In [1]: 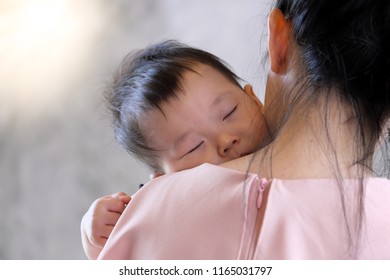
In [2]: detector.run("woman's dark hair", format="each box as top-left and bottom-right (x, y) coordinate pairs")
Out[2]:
(275, 0), (389, 145)
(271, 0), (390, 257)
(104, 40), (242, 172)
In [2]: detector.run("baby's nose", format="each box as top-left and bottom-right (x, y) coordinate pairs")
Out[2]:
(217, 134), (239, 157)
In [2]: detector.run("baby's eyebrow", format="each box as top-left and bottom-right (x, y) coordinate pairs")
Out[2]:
(212, 91), (231, 107)
(172, 131), (190, 155)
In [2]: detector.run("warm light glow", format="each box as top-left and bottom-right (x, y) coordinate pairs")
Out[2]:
(7, 1), (69, 51)
(0, 0), (104, 110)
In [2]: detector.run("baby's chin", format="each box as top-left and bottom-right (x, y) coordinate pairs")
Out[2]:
(240, 152), (251, 157)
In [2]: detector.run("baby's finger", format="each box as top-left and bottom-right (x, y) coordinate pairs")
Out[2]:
(91, 235), (108, 249)
(119, 195), (131, 205)
(106, 198), (127, 214)
(103, 211), (122, 226)
(91, 224), (114, 243)
(111, 192), (128, 199)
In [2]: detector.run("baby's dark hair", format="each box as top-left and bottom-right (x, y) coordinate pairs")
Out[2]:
(104, 40), (242, 172)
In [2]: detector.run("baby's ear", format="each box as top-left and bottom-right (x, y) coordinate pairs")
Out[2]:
(243, 84), (264, 112)
(243, 84), (256, 98)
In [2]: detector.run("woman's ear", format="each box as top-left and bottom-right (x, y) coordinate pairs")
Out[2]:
(243, 84), (264, 112)
(268, 8), (291, 74)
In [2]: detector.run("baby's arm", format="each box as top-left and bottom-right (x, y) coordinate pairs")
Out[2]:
(81, 192), (131, 259)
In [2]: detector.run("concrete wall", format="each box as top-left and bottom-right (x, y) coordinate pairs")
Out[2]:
(0, 0), (270, 259)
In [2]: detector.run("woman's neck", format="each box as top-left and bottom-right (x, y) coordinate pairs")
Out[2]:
(258, 94), (373, 179)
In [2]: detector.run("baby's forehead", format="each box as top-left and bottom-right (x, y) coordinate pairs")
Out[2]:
(139, 62), (245, 137)
(176, 63), (241, 92)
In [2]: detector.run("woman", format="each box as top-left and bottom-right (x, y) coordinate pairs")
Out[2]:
(97, 0), (390, 259)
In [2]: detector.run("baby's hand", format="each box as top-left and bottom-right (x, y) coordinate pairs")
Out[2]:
(82, 192), (131, 251)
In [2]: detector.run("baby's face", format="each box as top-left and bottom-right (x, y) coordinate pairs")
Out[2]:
(141, 63), (269, 173)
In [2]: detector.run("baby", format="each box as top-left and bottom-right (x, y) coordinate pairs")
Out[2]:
(81, 40), (269, 259)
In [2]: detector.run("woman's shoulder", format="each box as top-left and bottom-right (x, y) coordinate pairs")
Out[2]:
(218, 153), (261, 174)
(152, 162), (259, 186)
(269, 177), (390, 189)
(266, 177), (390, 204)
(156, 163), (256, 191)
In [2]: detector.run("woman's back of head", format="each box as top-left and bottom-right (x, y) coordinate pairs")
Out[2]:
(274, 0), (390, 177)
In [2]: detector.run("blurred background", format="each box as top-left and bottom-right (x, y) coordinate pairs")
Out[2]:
(0, 0), (271, 259)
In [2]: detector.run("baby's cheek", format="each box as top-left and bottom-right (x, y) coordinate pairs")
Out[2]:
(168, 157), (207, 173)
(248, 121), (266, 148)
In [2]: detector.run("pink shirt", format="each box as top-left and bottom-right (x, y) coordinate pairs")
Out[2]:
(97, 163), (390, 259)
